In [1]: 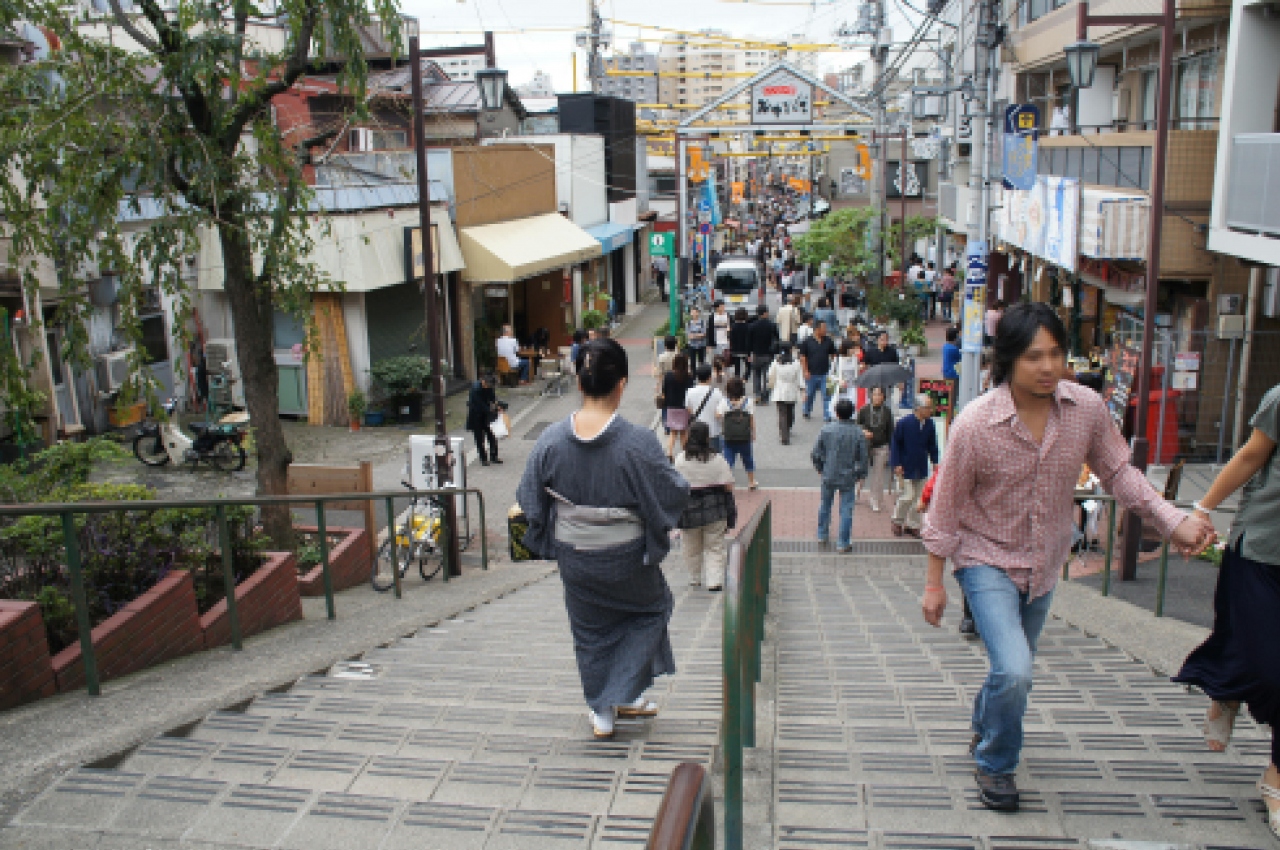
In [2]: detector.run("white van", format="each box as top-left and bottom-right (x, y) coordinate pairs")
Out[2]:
(712, 256), (764, 312)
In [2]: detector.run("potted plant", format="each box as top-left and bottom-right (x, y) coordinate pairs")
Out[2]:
(346, 389), (366, 432)
(901, 323), (928, 357)
(369, 356), (433, 424)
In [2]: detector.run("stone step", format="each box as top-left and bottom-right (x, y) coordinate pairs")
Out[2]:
(7, 767), (660, 849)
(757, 567), (1280, 849)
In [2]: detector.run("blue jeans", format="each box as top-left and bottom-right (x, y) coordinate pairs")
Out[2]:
(955, 565), (1055, 776)
(803, 374), (830, 420)
(817, 483), (855, 547)
(722, 441), (754, 473)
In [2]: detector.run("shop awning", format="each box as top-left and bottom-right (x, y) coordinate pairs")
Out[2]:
(460, 213), (601, 283)
(585, 221), (636, 254)
(198, 206), (464, 291)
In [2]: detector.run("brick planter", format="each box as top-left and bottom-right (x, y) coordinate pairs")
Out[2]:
(53, 570), (204, 692)
(201, 551), (303, 649)
(295, 526), (371, 596)
(0, 600), (56, 710)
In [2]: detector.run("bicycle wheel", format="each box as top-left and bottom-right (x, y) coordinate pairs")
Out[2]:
(418, 544), (444, 581)
(371, 538), (411, 592)
(210, 442), (247, 472)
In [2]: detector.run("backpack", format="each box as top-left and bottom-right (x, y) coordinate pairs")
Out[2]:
(723, 400), (753, 443)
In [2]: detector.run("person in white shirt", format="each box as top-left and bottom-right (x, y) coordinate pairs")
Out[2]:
(711, 301), (732, 357)
(495, 324), (530, 384)
(685, 364), (725, 451)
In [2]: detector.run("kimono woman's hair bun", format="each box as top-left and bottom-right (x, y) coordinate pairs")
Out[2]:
(576, 339), (629, 398)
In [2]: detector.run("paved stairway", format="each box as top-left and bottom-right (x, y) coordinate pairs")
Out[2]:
(761, 551), (1278, 850)
(3, 572), (722, 850)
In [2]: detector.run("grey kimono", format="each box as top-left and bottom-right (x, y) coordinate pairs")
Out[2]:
(517, 415), (690, 714)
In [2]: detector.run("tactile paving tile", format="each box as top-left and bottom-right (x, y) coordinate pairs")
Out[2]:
(16, 769), (145, 828)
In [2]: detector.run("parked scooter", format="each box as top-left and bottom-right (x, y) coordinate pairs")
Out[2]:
(133, 399), (250, 471)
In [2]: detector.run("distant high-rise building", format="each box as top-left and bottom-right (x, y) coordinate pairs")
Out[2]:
(601, 43), (658, 107)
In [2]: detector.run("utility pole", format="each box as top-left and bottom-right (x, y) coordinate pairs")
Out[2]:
(956, 0), (996, 413)
(586, 0), (604, 93)
(869, 0), (888, 283)
(409, 37), (461, 578)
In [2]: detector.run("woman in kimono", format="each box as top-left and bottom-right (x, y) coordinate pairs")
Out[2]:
(517, 338), (690, 740)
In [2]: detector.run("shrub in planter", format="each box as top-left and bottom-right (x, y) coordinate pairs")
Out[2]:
(293, 526), (371, 596)
(370, 356), (435, 424)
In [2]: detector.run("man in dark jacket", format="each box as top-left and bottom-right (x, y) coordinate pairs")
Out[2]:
(890, 393), (938, 536)
(465, 375), (504, 466)
(863, 330), (900, 366)
(747, 304), (779, 403)
(728, 308), (753, 380)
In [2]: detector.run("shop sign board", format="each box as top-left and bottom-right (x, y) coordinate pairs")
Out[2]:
(961, 241), (987, 354)
(919, 378), (955, 420)
(1104, 339), (1141, 431)
(1172, 371), (1198, 390)
(751, 69), (813, 124)
(650, 231), (675, 258)
(1174, 352), (1201, 372)
(1001, 104), (1040, 191)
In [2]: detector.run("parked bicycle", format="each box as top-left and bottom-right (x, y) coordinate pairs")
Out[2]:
(371, 485), (446, 591)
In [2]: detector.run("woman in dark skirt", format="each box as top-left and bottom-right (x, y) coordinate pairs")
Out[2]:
(517, 339), (690, 740)
(1174, 383), (1280, 840)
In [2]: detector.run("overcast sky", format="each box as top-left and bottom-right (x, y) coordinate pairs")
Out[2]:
(400, 0), (928, 94)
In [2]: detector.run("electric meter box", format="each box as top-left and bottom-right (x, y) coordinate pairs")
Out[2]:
(408, 435), (467, 524)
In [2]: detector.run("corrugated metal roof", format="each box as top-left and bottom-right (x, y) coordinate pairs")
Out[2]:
(117, 182), (447, 223)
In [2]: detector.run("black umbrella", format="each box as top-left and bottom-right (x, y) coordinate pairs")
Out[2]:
(856, 363), (912, 388)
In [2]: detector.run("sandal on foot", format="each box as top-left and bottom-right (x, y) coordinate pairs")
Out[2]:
(1204, 700), (1239, 752)
(590, 709), (615, 739)
(1258, 779), (1280, 840)
(617, 698), (659, 718)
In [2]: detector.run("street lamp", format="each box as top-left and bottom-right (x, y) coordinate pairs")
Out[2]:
(1072, 0), (1176, 581)
(475, 68), (508, 112)
(1063, 40), (1100, 90)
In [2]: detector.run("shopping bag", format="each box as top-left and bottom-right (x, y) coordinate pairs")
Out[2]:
(492, 413), (510, 439)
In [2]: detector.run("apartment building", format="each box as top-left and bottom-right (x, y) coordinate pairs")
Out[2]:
(516, 70), (556, 99)
(602, 43), (659, 106)
(655, 31), (781, 121)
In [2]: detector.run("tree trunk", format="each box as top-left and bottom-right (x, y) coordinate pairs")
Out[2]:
(218, 217), (295, 548)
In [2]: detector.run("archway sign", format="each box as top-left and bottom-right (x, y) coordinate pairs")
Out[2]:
(673, 61), (877, 296)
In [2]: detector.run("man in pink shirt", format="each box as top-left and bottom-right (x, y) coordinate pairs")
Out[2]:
(921, 303), (1214, 813)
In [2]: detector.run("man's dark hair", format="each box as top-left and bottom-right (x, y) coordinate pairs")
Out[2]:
(735, 307), (749, 322)
(991, 302), (1068, 387)
(756, 304), (768, 316)
(834, 399), (854, 420)
(664, 335), (677, 351)
(945, 326), (958, 343)
(696, 363), (713, 382)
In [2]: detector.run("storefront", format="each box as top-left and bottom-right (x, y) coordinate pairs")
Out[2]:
(458, 212), (602, 378)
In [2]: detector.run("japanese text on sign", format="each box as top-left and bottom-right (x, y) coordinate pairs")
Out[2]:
(750, 71), (813, 124)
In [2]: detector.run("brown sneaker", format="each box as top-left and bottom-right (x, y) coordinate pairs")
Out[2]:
(891, 522), (904, 537)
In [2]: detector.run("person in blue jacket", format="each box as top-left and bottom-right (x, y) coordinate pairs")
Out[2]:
(942, 326), (962, 381)
(890, 393), (939, 537)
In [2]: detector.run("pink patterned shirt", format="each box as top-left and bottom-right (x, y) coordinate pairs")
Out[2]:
(922, 381), (1186, 600)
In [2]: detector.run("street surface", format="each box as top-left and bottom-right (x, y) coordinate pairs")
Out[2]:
(3, 301), (1268, 849)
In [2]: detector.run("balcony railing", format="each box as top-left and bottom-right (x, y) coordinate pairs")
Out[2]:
(1226, 133), (1280, 237)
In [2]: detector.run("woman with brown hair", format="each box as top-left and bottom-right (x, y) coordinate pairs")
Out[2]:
(662, 353), (694, 460)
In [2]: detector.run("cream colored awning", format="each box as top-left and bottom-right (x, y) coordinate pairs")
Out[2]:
(459, 213), (602, 283)
(198, 206), (463, 291)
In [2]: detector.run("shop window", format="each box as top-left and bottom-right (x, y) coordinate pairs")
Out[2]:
(272, 309), (307, 350)
(1118, 146), (1145, 190)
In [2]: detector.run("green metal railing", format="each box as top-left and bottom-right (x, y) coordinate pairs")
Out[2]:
(0, 487), (488, 698)
(722, 501), (772, 850)
(1058, 494), (1234, 618)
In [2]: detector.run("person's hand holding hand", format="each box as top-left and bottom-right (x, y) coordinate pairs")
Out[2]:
(922, 585), (947, 626)
(1171, 514), (1217, 557)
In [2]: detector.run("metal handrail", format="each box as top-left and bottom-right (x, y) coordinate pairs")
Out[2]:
(721, 500), (771, 850)
(644, 762), (715, 850)
(1059, 493), (1238, 618)
(0, 487), (488, 698)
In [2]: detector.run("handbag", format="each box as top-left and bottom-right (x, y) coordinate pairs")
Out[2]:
(665, 407), (691, 431)
(491, 415), (509, 439)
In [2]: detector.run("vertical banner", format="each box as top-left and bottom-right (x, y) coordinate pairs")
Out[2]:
(962, 241), (987, 354)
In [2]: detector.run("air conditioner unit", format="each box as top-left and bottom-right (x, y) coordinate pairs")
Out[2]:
(95, 349), (133, 393)
(204, 338), (245, 407)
